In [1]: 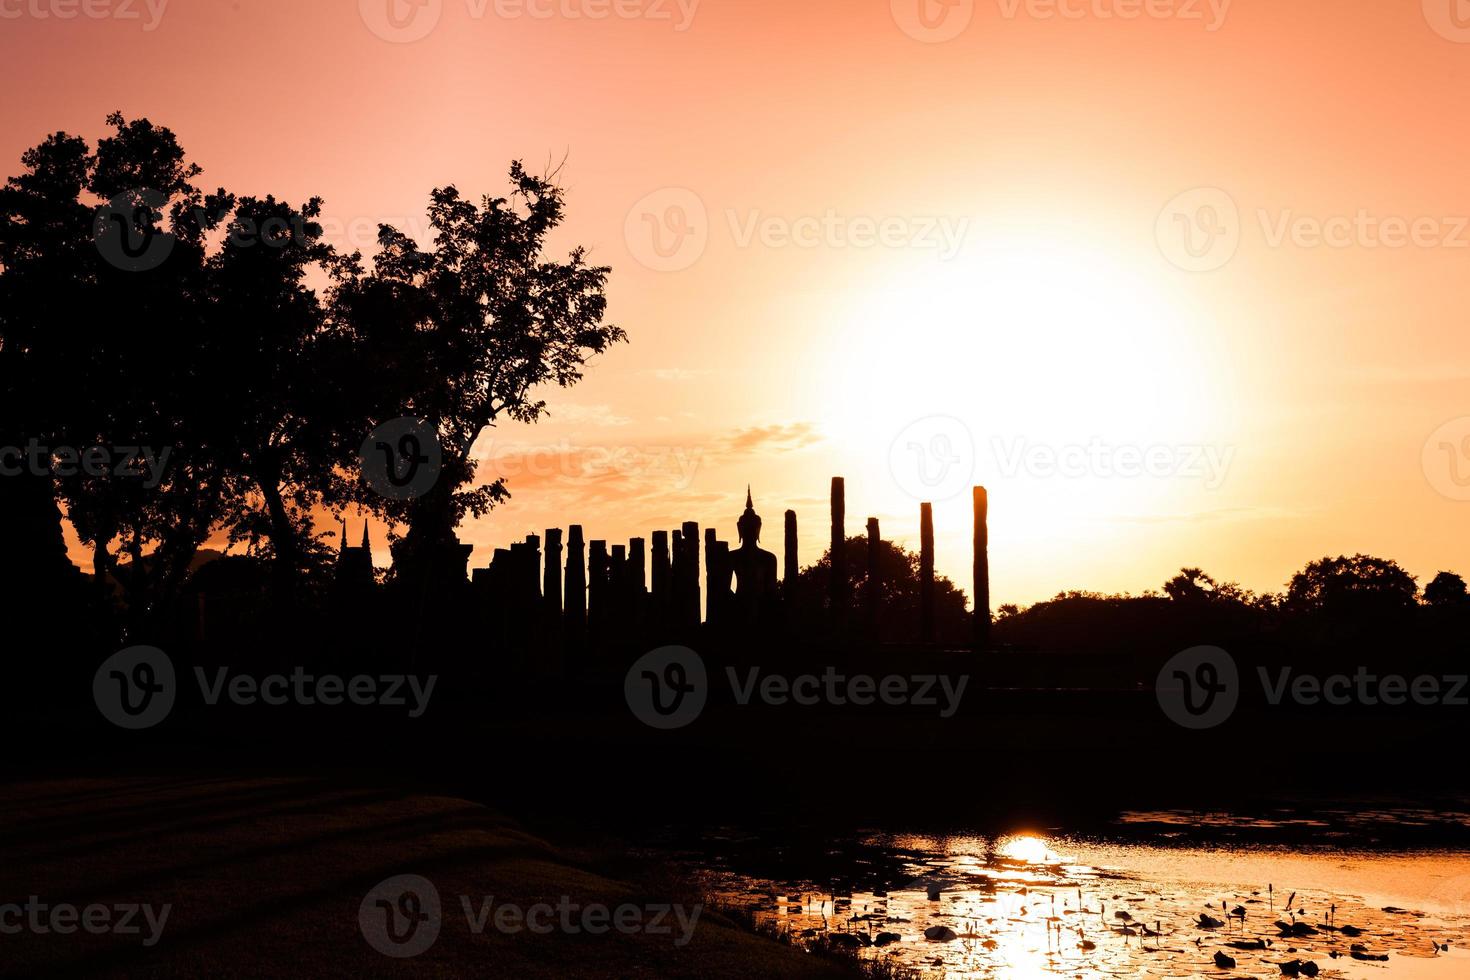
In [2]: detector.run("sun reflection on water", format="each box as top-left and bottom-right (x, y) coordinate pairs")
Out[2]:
(995, 835), (1063, 866)
(696, 831), (1470, 980)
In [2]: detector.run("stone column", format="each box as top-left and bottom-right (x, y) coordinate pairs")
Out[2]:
(865, 517), (880, 633)
(609, 544), (627, 642)
(973, 486), (990, 652)
(830, 477), (846, 626)
(783, 509), (798, 589)
(670, 529), (686, 627)
(629, 537), (646, 596)
(629, 536), (647, 633)
(651, 530), (670, 629)
(610, 543), (627, 592)
(523, 533), (541, 602)
(517, 536), (541, 652)
(920, 502), (935, 645)
(565, 525), (586, 649)
(682, 520), (701, 628)
(542, 527), (564, 670)
(588, 539), (609, 645)
(543, 528), (563, 616)
(704, 527), (720, 626)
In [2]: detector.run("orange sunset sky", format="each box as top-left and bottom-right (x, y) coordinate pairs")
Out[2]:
(6, 0), (1470, 607)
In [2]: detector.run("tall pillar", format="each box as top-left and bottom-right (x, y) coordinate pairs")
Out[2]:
(973, 486), (990, 652)
(628, 536), (647, 635)
(610, 543), (627, 591)
(609, 544), (627, 641)
(523, 533), (542, 602)
(682, 520), (701, 628)
(543, 528), (563, 616)
(783, 509), (798, 589)
(671, 529), (686, 627)
(520, 536), (541, 647)
(543, 528), (564, 670)
(920, 502), (935, 645)
(629, 537), (646, 595)
(704, 528), (720, 626)
(651, 530), (670, 628)
(830, 477), (846, 625)
(588, 539), (609, 645)
(565, 525), (586, 648)
(865, 517), (880, 633)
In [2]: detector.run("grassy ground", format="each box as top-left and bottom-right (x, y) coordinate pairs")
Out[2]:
(0, 775), (857, 979)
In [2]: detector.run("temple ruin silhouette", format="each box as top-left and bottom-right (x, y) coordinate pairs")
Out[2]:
(314, 479), (994, 665)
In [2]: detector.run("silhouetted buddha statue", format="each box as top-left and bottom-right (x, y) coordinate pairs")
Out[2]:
(729, 487), (779, 623)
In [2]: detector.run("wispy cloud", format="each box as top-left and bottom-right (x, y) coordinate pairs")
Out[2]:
(546, 403), (634, 427)
(642, 367), (713, 383)
(1341, 362), (1470, 385)
(723, 422), (823, 456)
(1101, 505), (1302, 526)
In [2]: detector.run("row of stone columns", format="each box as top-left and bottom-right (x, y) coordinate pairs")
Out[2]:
(475, 478), (991, 654)
(826, 481), (992, 649)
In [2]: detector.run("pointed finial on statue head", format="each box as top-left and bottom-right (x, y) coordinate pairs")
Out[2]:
(738, 485), (762, 545)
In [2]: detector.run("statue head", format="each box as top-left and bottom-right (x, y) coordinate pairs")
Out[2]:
(737, 486), (762, 547)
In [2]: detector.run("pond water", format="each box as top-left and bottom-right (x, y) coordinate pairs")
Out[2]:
(685, 816), (1470, 979)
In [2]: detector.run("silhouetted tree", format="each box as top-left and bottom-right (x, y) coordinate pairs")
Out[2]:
(1162, 567), (1263, 609)
(2, 112), (239, 639)
(793, 535), (969, 643)
(332, 165), (625, 581)
(0, 129), (96, 610)
(205, 193), (352, 600)
(1285, 554), (1418, 619)
(1424, 571), (1468, 608)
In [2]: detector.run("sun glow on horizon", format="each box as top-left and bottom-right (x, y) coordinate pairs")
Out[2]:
(820, 240), (1225, 449)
